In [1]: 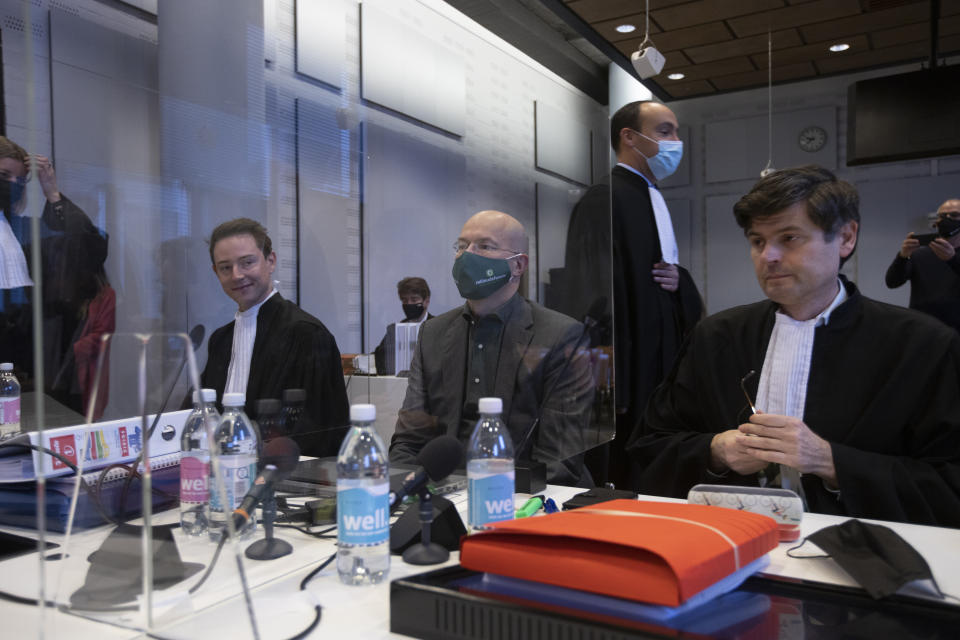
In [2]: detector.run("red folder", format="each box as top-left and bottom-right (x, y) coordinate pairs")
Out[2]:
(459, 499), (779, 607)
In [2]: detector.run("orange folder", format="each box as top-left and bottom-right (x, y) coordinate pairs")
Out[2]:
(459, 499), (779, 607)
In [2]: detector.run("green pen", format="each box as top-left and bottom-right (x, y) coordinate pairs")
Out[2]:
(515, 495), (545, 518)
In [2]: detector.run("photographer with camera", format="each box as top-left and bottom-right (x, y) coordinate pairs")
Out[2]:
(885, 198), (960, 332)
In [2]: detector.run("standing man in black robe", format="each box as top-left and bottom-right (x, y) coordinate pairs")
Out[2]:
(628, 166), (960, 526)
(201, 218), (349, 456)
(600, 101), (701, 488)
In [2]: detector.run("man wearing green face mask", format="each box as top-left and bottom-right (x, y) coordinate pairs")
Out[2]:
(389, 210), (595, 487)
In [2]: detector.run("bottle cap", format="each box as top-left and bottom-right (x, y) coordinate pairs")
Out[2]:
(222, 392), (245, 407)
(201, 388), (217, 403)
(0, 363), (12, 371)
(255, 398), (281, 416)
(478, 397), (502, 414)
(282, 388), (306, 404)
(350, 403), (376, 422)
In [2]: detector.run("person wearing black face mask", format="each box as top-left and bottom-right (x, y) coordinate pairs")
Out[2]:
(885, 199), (960, 333)
(389, 210), (595, 487)
(0, 136), (112, 421)
(374, 276), (433, 375)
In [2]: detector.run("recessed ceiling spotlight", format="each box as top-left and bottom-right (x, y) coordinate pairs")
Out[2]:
(667, 73), (685, 80)
(616, 24), (636, 33)
(829, 43), (850, 52)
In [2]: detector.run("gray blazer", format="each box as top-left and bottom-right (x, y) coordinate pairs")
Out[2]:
(389, 296), (594, 486)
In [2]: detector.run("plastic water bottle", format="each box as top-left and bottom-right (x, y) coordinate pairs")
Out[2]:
(467, 397), (515, 530)
(180, 388), (219, 536)
(208, 392), (260, 541)
(337, 403), (390, 585)
(0, 363), (21, 438)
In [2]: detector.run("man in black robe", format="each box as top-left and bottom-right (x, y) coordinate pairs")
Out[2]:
(200, 218), (349, 456)
(565, 101), (701, 487)
(629, 166), (960, 527)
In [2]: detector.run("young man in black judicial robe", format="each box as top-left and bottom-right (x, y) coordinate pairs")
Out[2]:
(628, 166), (960, 527)
(200, 218), (349, 457)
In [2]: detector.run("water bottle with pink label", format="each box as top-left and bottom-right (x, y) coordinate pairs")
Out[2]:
(180, 388), (219, 536)
(0, 363), (21, 439)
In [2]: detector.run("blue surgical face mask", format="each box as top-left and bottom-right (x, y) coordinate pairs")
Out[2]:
(631, 130), (683, 182)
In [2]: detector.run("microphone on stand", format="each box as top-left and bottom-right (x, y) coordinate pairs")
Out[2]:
(391, 435), (464, 566)
(389, 435), (462, 509)
(239, 437), (300, 560)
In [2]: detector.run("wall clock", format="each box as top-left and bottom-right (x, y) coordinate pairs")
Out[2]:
(798, 126), (827, 152)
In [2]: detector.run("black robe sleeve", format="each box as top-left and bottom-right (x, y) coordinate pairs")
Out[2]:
(885, 253), (911, 289)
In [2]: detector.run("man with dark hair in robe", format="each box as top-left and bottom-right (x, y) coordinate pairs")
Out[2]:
(629, 165), (960, 527)
(200, 218), (349, 456)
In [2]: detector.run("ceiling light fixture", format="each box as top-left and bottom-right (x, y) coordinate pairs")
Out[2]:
(829, 43), (850, 52)
(667, 73), (685, 80)
(616, 24), (636, 33)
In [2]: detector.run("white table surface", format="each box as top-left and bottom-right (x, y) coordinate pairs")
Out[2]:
(3, 486), (960, 639)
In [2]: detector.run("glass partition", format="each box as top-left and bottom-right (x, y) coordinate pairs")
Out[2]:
(0, 0), (616, 634)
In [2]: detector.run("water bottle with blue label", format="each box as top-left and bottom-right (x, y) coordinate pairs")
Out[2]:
(337, 403), (390, 585)
(208, 392), (260, 541)
(467, 397), (515, 530)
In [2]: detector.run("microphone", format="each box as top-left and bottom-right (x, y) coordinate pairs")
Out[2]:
(390, 435), (462, 508)
(232, 437), (300, 529)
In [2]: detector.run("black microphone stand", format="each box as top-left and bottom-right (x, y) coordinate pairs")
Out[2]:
(244, 488), (292, 560)
(401, 488), (449, 565)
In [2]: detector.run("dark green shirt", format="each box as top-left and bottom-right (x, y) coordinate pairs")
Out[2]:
(458, 293), (523, 441)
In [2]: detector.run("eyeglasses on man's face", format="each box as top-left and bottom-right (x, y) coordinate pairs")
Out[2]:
(452, 240), (520, 257)
(936, 210), (960, 221)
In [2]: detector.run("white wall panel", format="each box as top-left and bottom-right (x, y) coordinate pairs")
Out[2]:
(705, 106), (837, 183)
(535, 100), (591, 185)
(704, 194), (761, 314)
(535, 182), (584, 304)
(855, 175), (960, 306)
(360, 0), (465, 136)
(295, 0), (349, 88)
(297, 98), (358, 352)
(363, 122), (467, 348)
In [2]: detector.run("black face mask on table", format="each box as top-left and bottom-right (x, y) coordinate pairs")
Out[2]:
(789, 519), (942, 600)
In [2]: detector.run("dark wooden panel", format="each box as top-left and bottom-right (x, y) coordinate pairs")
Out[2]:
(660, 78), (716, 98)
(710, 61), (815, 90)
(653, 0), (785, 31)
(749, 34), (869, 67)
(728, 0), (861, 38)
(685, 28), (802, 64)
(659, 55), (756, 82)
(591, 13), (662, 43)
(871, 14), (960, 49)
(648, 21), (732, 52)
(565, 0), (692, 24)
(817, 33), (960, 73)
(799, 2), (928, 43)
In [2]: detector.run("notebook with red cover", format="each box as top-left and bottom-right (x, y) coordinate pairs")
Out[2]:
(459, 499), (779, 607)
